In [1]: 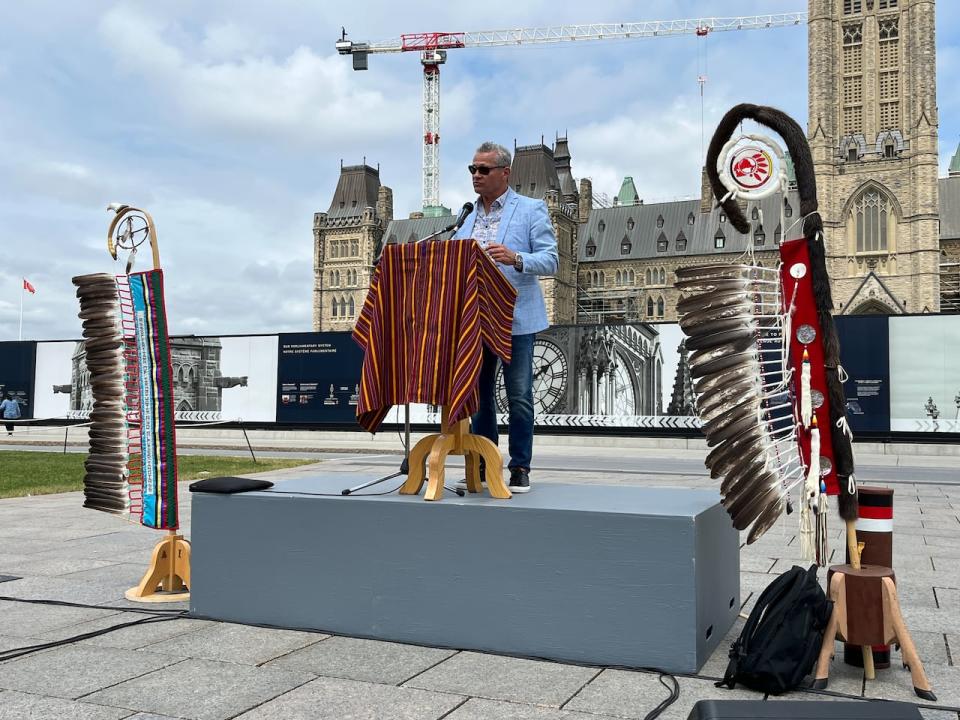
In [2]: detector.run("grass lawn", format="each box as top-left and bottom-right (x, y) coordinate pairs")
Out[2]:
(0, 451), (315, 499)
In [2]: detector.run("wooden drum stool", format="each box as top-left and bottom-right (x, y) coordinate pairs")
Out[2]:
(813, 564), (935, 700)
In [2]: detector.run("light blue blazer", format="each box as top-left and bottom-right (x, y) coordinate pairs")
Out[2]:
(453, 188), (559, 335)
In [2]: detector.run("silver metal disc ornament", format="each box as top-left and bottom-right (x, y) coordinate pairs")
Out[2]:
(819, 456), (833, 477)
(796, 324), (817, 345)
(789, 263), (807, 279)
(811, 389), (825, 409)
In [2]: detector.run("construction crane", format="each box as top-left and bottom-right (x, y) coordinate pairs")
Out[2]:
(336, 14), (807, 212)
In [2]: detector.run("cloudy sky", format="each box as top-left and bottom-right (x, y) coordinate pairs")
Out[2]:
(2, 1), (958, 341)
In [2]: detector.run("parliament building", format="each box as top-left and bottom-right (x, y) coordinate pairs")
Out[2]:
(313, 0), (960, 332)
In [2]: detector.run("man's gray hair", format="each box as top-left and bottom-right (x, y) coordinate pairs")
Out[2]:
(475, 141), (512, 168)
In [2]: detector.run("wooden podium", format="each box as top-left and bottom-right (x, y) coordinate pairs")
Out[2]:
(400, 406), (511, 501)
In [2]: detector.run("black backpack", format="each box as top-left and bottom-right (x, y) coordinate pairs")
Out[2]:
(717, 564), (833, 695)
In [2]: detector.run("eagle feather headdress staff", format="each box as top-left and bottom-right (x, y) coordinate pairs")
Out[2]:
(676, 103), (859, 562)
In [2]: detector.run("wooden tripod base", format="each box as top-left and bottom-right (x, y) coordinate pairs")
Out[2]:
(125, 531), (191, 603)
(813, 565), (935, 701)
(400, 406), (510, 501)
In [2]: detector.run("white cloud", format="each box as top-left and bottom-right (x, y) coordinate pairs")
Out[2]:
(98, 6), (419, 148)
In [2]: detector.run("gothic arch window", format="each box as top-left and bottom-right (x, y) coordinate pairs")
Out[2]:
(656, 215), (664, 229)
(349, 297), (355, 316)
(659, 268), (666, 285)
(656, 232), (668, 253)
(339, 297), (347, 317)
(599, 271), (605, 285)
(335, 270), (341, 286)
(657, 297), (665, 317)
(883, 136), (896, 159)
(784, 198), (793, 217)
(687, 212), (695, 226)
(629, 270), (635, 283)
(851, 186), (894, 253)
(330, 241), (338, 258)
(351, 240), (359, 256)
(329, 271), (334, 285)
(714, 227), (725, 249)
(647, 297), (655, 317)
(754, 225), (766, 246)
(645, 269), (652, 285)
(332, 298), (338, 317)
(616, 270), (622, 285)
(586, 237), (596, 257)
(676, 230), (687, 251)
(621, 236), (632, 255)
(627, 217), (635, 231)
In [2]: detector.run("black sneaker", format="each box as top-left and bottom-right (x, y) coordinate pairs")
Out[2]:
(508, 467), (530, 494)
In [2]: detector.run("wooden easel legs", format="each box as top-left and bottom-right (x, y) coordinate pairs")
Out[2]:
(813, 573), (935, 700)
(125, 531), (191, 603)
(399, 409), (511, 501)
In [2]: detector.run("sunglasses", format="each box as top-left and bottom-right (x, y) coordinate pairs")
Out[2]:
(468, 164), (506, 176)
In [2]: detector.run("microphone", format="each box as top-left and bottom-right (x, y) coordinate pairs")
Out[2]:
(452, 201), (473, 231)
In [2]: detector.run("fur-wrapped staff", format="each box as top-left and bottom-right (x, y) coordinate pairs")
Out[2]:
(703, 103), (859, 563)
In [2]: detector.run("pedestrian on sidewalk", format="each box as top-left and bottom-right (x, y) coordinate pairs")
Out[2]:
(1, 391), (22, 435)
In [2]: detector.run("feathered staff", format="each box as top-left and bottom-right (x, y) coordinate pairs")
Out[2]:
(704, 103), (859, 561)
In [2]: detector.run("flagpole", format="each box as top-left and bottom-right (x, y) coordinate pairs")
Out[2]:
(18, 282), (23, 341)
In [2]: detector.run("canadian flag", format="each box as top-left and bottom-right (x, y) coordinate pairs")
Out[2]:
(23, 278), (36, 294)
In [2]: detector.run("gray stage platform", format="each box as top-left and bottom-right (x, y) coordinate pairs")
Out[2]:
(190, 474), (739, 673)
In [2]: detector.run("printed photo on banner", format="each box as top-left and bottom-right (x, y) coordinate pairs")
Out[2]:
(889, 315), (960, 433)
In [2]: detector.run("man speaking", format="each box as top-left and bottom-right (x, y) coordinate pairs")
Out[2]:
(453, 141), (558, 493)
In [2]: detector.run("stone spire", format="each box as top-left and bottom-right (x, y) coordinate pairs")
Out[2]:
(667, 340), (696, 417)
(950, 140), (960, 178)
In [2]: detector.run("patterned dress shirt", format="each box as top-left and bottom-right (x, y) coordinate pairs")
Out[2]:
(471, 190), (509, 248)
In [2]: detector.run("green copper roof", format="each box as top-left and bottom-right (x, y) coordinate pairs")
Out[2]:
(421, 204), (452, 217)
(616, 176), (640, 206)
(950, 140), (960, 176)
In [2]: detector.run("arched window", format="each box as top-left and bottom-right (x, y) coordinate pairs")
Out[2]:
(615, 270), (621, 285)
(329, 271), (335, 285)
(645, 269), (652, 285)
(349, 297), (355, 316)
(629, 270), (635, 283)
(586, 237), (596, 257)
(599, 271), (605, 285)
(330, 241), (338, 258)
(659, 268), (666, 285)
(332, 298), (338, 317)
(335, 270), (340, 286)
(754, 225), (766, 246)
(647, 297), (655, 316)
(339, 297), (347, 317)
(853, 187), (893, 253)
(657, 297), (665, 317)
(351, 240), (359, 256)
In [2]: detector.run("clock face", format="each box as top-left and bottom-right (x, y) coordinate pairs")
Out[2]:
(611, 356), (637, 415)
(496, 338), (568, 415)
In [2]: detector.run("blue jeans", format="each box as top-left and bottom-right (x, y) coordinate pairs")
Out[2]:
(472, 333), (535, 471)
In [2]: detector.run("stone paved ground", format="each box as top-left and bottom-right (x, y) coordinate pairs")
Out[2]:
(0, 451), (958, 720)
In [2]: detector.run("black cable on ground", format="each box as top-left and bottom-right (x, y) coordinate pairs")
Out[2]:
(4, 596), (957, 716)
(0, 614), (183, 663)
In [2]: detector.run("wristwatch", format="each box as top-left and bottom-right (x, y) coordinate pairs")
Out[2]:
(513, 253), (524, 272)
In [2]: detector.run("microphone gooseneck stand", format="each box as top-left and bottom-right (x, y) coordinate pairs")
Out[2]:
(342, 202), (475, 498)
